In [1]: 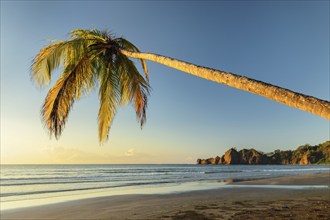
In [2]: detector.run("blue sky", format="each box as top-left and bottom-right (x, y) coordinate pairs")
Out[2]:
(1, 1), (329, 164)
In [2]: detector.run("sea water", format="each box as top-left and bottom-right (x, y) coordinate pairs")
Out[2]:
(1, 164), (329, 210)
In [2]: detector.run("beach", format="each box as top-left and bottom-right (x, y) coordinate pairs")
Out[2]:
(1, 173), (329, 220)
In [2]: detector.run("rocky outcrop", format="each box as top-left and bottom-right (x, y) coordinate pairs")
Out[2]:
(198, 157), (220, 165)
(239, 148), (270, 164)
(299, 154), (311, 165)
(222, 148), (240, 164)
(196, 141), (330, 165)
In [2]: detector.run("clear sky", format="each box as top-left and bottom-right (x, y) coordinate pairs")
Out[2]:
(1, 1), (329, 164)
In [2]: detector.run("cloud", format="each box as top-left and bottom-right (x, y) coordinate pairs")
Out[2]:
(45, 147), (110, 164)
(41, 147), (154, 164)
(3, 145), (163, 164)
(125, 148), (135, 157)
(30, 146), (127, 164)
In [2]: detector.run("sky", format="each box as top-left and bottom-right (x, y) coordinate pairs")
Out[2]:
(1, 0), (329, 164)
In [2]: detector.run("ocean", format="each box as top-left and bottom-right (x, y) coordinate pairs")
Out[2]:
(1, 164), (329, 210)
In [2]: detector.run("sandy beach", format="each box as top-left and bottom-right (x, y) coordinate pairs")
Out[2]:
(1, 173), (329, 220)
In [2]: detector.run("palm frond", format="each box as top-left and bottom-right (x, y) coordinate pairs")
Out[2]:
(132, 81), (149, 127)
(42, 71), (75, 138)
(70, 29), (108, 43)
(116, 37), (149, 80)
(98, 62), (121, 143)
(116, 54), (150, 127)
(31, 41), (66, 86)
(42, 57), (94, 138)
(31, 38), (90, 86)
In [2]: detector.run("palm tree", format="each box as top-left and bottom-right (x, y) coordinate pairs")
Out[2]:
(32, 29), (330, 142)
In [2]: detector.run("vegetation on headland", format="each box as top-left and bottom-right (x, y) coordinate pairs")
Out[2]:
(197, 141), (330, 165)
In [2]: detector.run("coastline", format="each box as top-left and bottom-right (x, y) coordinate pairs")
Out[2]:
(1, 173), (329, 220)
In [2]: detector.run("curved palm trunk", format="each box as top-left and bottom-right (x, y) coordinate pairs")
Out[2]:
(120, 49), (330, 120)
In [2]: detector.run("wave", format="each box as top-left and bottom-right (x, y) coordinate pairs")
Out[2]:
(0, 180), (173, 198)
(260, 168), (330, 172)
(204, 170), (243, 174)
(2, 164), (329, 203)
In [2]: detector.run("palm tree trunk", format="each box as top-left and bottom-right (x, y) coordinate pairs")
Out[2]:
(120, 49), (330, 120)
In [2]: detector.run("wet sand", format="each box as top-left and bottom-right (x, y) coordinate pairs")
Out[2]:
(1, 173), (329, 220)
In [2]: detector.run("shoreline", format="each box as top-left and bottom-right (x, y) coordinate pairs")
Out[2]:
(1, 172), (329, 220)
(228, 172), (330, 185)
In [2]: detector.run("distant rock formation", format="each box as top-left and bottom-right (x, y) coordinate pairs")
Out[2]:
(196, 141), (330, 165)
(239, 148), (270, 164)
(222, 148), (240, 164)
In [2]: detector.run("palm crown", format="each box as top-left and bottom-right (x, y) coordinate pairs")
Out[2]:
(31, 29), (150, 143)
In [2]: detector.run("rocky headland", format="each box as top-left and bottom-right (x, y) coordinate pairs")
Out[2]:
(197, 141), (330, 165)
